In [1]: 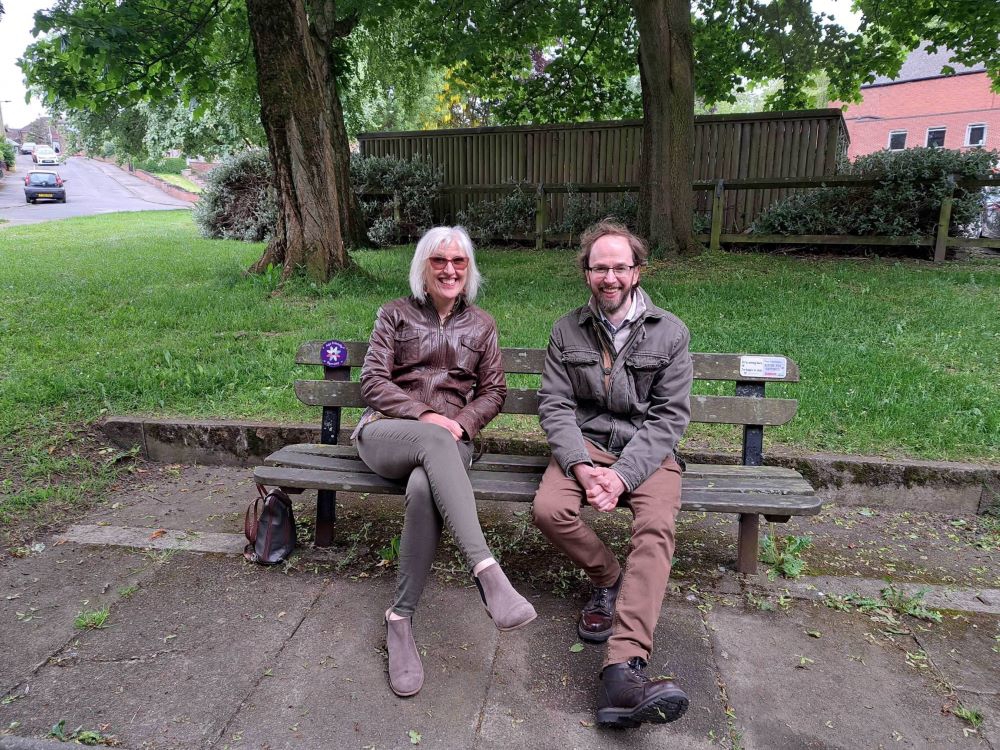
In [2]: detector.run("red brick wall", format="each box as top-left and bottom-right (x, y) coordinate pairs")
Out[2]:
(836, 72), (1000, 158)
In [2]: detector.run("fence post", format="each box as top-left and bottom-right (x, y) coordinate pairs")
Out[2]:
(392, 192), (402, 243)
(933, 174), (957, 263)
(535, 184), (547, 251)
(710, 179), (725, 251)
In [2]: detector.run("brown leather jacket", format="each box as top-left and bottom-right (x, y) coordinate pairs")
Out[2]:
(359, 296), (507, 440)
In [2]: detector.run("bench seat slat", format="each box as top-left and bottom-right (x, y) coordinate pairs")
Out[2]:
(264, 449), (813, 495)
(295, 341), (800, 382)
(252, 466), (821, 514)
(294, 381), (798, 425)
(272, 443), (808, 480)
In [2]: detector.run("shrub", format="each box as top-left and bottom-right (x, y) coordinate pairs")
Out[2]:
(193, 148), (277, 242)
(0, 140), (15, 170)
(459, 185), (709, 243)
(457, 182), (537, 241)
(751, 147), (999, 243)
(551, 189), (639, 236)
(350, 154), (443, 246)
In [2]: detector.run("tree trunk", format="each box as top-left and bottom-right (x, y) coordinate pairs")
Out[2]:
(632, 0), (699, 257)
(246, 0), (350, 280)
(329, 85), (368, 247)
(304, 1), (368, 248)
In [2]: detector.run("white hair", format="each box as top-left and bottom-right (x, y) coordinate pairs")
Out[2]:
(408, 226), (482, 302)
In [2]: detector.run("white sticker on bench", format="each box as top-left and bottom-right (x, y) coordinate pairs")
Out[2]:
(739, 356), (787, 379)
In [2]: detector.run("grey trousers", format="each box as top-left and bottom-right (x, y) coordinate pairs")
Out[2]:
(356, 419), (491, 617)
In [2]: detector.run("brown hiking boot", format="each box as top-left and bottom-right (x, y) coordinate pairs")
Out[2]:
(596, 657), (689, 728)
(578, 573), (622, 643)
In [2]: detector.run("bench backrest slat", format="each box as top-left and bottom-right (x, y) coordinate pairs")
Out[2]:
(293, 380), (798, 426)
(295, 341), (800, 382)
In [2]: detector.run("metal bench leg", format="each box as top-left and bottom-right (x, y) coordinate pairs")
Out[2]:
(315, 490), (337, 547)
(736, 513), (759, 574)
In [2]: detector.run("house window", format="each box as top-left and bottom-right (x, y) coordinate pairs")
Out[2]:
(926, 128), (946, 148)
(966, 124), (986, 147)
(887, 131), (907, 150)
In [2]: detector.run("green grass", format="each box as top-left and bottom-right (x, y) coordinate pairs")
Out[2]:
(0, 211), (997, 535)
(73, 605), (110, 630)
(152, 172), (202, 193)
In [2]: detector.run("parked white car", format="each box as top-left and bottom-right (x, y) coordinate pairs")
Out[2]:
(34, 146), (60, 167)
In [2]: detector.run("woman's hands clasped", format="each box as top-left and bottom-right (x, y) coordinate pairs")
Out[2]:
(418, 411), (464, 441)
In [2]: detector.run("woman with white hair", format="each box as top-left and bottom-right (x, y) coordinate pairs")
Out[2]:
(354, 226), (536, 697)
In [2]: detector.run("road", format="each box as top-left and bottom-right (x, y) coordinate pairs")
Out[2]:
(0, 151), (191, 227)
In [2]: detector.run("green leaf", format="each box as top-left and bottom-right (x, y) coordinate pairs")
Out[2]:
(408, 729), (422, 745)
(569, 642), (584, 653)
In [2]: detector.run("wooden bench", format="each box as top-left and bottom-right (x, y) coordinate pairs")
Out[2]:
(254, 341), (820, 573)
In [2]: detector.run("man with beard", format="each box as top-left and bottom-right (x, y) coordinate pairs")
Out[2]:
(533, 220), (693, 728)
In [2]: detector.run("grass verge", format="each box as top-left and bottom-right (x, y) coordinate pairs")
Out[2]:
(152, 172), (202, 193)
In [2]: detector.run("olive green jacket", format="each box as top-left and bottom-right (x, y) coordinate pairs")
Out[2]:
(538, 288), (693, 490)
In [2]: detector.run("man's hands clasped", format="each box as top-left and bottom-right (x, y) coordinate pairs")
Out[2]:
(572, 464), (626, 512)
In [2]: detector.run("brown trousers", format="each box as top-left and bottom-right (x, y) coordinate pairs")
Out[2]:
(532, 442), (682, 668)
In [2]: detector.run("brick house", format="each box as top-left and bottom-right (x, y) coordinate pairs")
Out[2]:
(837, 47), (1000, 159)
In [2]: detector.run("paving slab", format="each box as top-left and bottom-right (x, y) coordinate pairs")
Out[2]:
(708, 601), (989, 749)
(476, 592), (728, 750)
(86, 467), (258, 534)
(913, 610), (1000, 742)
(912, 612), (1000, 696)
(0, 554), (326, 750)
(223, 576), (500, 750)
(0, 546), (155, 690)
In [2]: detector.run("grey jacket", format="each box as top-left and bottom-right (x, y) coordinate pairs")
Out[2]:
(537, 287), (693, 491)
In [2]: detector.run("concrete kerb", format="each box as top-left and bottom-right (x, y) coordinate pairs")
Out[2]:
(0, 738), (96, 750)
(100, 416), (1000, 516)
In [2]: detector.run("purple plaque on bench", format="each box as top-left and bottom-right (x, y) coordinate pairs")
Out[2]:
(320, 340), (348, 367)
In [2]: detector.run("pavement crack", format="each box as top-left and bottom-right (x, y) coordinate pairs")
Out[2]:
(209, 577), (333, 748)
(697, 605), (744, 749)
(470, 626), (502, 750)
(83, 648), (181, 665)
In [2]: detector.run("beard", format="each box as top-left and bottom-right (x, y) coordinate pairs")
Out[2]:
(596, 283), (634, 316)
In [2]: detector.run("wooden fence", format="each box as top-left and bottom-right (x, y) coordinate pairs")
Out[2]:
(358, 110), (848, 232)
(696, 174), (1000, 261)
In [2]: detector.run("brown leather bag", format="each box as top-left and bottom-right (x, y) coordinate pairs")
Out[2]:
(243, 485), (296, 565)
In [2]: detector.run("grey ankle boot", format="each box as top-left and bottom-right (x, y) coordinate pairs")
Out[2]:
(385, 613), (423, 697)
(474, 564), (537, 631)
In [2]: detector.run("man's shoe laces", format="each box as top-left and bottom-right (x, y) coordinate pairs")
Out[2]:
(627, 657), (649, 680)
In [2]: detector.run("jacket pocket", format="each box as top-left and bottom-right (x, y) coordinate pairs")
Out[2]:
(625, 352), (670, 402)
(393, 328), (420, 365)
(561, 348), (602, 402)
(456, 335), (485, 374)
